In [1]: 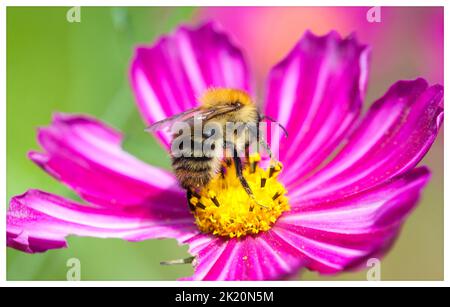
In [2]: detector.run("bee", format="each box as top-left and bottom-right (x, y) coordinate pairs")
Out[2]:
(147, 88), (287, 205)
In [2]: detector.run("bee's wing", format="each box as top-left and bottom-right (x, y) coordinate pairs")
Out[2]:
(145, 107), (204, 132)
(145, 105), (240, 133)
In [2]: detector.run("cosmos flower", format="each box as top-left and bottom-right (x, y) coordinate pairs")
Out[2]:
(7, 22), (443, 280)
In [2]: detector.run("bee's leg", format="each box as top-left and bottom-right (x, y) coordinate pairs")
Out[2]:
(255, 117), (281, 175)
(249, 120), (273, 160)
(233, 149), (268, 208)
(245, 142), (250, 160)
(224, 140), (254, 198)
(233, 153), (252, 196)
(186, 190), (195, 212)
(258, 137), (273, 159)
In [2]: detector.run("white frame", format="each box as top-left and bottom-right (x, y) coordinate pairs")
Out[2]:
(1, 0), (447, 287)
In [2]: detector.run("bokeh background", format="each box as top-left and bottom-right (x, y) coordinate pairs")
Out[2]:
(6, 7), (443, 280)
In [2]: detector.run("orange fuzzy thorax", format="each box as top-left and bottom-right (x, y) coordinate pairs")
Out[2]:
(199, 88), (254, 108)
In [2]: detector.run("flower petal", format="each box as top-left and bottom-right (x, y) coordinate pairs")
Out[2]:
(130, 22), (251, 148)
(175, 170), (429, 280)
(276, 167), (430, 273)
(29, 113), (183, 208)
(288, 78), (443, 202)
(7, 190), (198, 253)
(181, 232), (308, 281)
(264, 31), (370, 181)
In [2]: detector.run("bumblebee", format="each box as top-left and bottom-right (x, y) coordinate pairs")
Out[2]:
(147, 88), (286, 205)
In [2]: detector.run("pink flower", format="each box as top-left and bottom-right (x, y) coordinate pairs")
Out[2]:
(7, 23), (443, 280)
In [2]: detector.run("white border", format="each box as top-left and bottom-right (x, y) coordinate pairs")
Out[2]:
(0, 0), (448, 287)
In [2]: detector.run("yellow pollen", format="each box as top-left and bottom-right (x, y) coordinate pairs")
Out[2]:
(189, 154), (290, 238)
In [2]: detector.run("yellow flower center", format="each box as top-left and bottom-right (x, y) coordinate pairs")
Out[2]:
(189, 154), (290, 238)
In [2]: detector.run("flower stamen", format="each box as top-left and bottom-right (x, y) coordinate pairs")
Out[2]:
(189, 154), (290, 238)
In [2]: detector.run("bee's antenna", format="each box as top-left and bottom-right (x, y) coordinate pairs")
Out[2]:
(261, 115), (288, 138)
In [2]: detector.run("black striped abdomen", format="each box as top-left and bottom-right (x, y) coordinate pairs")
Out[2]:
(172, 156), (219, 189)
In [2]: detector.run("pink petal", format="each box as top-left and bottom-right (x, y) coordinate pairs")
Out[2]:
(29, 113), (184, 208)
(289, 78), (443, 203)
(7, 190), (198, 253)
(264, 31), (370, 181)
(129, 22), (251, 148)
(276, 167), (430, 273)
(180, 232), (308, 281)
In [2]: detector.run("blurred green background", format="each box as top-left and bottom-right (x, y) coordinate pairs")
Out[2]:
(7, 7), (443, 280)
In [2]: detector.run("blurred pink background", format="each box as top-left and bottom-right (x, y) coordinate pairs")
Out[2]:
(198, 7), (443, 96)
